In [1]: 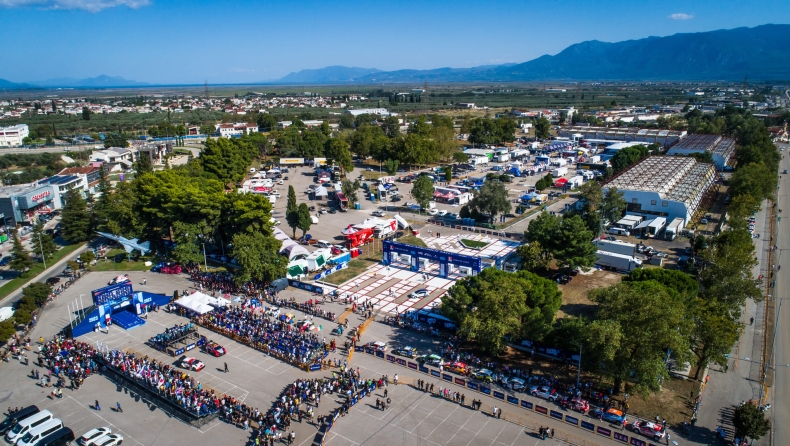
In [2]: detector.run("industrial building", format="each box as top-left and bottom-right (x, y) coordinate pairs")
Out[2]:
(665, 134), (735, 170)
(604, 156), (716, 226)
(0, 124), (29, 147)
(559, 126), (686, 147)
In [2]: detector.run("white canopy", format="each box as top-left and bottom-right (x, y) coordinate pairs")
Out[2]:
(272, 227), (290, 241)
(174, 291), (230, 314)
(281, 243), (310, 261)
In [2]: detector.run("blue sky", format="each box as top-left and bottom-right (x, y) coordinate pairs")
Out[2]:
(0, 0), (788, 84)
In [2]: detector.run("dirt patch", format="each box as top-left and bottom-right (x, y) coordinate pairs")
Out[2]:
(623, 374), (700, 427)
(555, 269), (622, 318)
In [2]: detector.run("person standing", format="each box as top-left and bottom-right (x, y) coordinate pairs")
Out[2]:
(224, 362), (229, 373)
(94, 400), (101, 411)
(116, 402), (122, 413)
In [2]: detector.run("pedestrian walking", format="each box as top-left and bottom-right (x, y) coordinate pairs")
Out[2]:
(94, 400), (101, 411)
(143, 278), (147, 285)
(116, 402), (122, 413)
(224, 362), (229, 373)
(550, 428), (554, 438)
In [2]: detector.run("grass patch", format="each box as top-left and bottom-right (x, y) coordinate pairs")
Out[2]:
(360, 171), (389, 181)
(92, 257), (155, 272)
(0, 243), (84, 300)
(322, 258), (378, 285)
(459, 238), (489, 249)
(397, 234), (427, 248)
(173, 148), (192, 155)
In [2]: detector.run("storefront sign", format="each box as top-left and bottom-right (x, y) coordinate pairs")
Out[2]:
(31, 190), (51, 202)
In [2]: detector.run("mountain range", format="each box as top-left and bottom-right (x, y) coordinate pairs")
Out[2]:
(1, 24), (789, 89)
(276, 24), (790, 83)
(0, 75), (148, 90)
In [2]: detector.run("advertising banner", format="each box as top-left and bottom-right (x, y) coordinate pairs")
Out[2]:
(92, 283), (133, 306)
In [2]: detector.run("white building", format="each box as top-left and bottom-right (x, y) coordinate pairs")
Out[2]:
(90, 148), (136, 171)
(215, 122), (258, 137)
(0, 124), (29, 147)
(343, 108), (392, 117)
(604, 156), (716, 225)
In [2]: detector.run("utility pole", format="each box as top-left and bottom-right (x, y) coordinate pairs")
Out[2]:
(577, 343), (582, 389)
(201, 243), (208, 272)
(37, 233), (47, 270)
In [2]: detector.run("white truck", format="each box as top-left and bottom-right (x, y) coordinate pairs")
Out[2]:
(552, 166), (568, 178)
(664, 217), (685, 241)
(595, 251), (642, 272)
(567, 175), (584, 189)
(594, 239), (637, 256)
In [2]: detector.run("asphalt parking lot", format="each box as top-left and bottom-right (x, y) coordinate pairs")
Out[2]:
(0, 270), (635, 446)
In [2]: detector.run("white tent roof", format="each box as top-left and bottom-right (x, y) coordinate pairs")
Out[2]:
(272, 227), (290, 241)
(314, 186), (328, 197)
(282, 243), (310, 261)
(174, 291), (230, 314)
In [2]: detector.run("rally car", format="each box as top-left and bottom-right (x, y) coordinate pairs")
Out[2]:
(529, 386), (559, 402)
(448, 362), (469, 375)
(503, 377), (526, 391)
(417, 354), (443, 367)
(594, 408), (626, 424)
(472, 368), (494, 383)
(179, 356), (205, 371)
(365, 341), (388, 352)
(560, 396), (590, 413)
(204, 340), (226, 357)
(394, 346), (418, 358)
(631, 420), (666, 441)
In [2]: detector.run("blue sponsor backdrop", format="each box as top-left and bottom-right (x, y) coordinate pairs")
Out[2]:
(92, 283), (133, 306)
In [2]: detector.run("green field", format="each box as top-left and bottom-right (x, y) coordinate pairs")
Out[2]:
(0, 243), (84, 299)
(459, 239), (489, 249)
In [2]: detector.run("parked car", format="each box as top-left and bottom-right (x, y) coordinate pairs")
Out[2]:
(417, 354), (443, 367)
(447, 362), (469, 375)
(594, 408), (626, 424)
(529, 385), (558, 402)
(371, 210), (385, 217)
(394, 346), (418, 358)
(472, 369), (494, 383)
(179, 356), (205, 372)
(78, 427), (111, 446)
(365, 341), (387, 352)
(560, 396), (590, 413)
(0, 256), (11, 266)
(409, 289), (430, 299)
(87, 433), (123, 446)
(503, 377), (526, 391)
(437, 210), (448, 216)
(550, 273), (570, 284)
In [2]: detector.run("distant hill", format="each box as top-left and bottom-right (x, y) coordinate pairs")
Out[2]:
(279, 24), (790, 83)
(0, 78), (32, 90)
(277, 66), (382, 83)
(30, 75), (149, 88)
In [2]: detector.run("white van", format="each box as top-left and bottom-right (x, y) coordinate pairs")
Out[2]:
(5, 411), (53, 443)
(15, 418), (62, 446)
(607, 227), (630, 236)
(315, 240), (332, 249)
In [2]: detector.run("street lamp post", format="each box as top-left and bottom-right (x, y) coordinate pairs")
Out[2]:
(201, 243), (208, 272)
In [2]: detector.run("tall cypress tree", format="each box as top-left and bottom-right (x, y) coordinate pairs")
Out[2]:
(9, 231), (35, 274)
(286, 185), (299, 237)
(60, 188), (92, 243)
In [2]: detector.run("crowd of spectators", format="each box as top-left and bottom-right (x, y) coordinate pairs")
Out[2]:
(39, 336), (98, 390)
(147, 323), (197, 351)
(193, 306), (326, 367)
(263, 296), (337, 322)
(101, 348), (225, 417)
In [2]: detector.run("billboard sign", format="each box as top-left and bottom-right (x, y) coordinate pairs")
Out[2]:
(92, 283), (133, 306)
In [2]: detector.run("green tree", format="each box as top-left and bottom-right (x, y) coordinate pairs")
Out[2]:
(103, 132), (129, 148)
(22, 282), (53, 306)
(602, 187), (627, 225)
(82, 107), (91, 121)
(699, 228), (761, 317)
(230, 232), (286, 285)
(297, 203), (312, 237)
(442, 268), (562, 355)
(0, 319), (16, 343)
(8, 232), (35, 274)
(79, 250), (96, 265)
(690, 299), (741, 379)
(554, 215), (597, 271)
(732, 402), (771, 441)
(525, 212), (561, 260)
(136, 153), (153, 175)
(468, 180), (511, 223)
(517, 242), (549, 272)
(339, 114), (354, 130)
(385, 159), (400, 176)
(169, 222), (206, 265)
(444, 167), (452, 183)
(729, 162), (777, 202)
(341, 179), (361, 207)
(535, 117), (550, 139)
(221, 192), (274, 237)
(286, 185), (299, 237)
(411, 176), (435, 210)
(325, 138), (353, 176)
(30, 221), (57, 260)
(589, 281), (693, 396)
(60, 188), (92, 243)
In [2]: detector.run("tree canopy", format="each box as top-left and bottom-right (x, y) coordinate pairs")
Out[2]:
(442, 268), (562, 355)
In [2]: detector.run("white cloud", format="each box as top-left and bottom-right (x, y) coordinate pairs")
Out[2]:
(668, 13), (694, 20)
(0, 0), (150, 13)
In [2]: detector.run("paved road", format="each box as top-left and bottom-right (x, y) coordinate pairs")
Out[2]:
(768, 143), (790, 445)
(0, 144), (100, 154)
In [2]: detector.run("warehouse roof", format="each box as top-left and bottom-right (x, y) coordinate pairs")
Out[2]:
(666, 134), (735, 158)
(605, 156), (715, 205)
